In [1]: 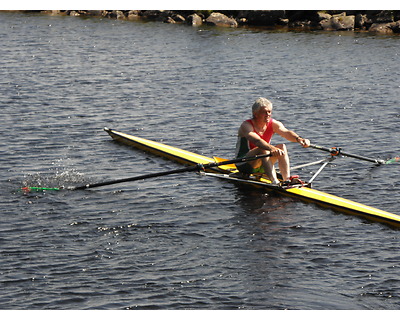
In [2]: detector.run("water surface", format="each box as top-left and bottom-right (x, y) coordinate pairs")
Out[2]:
(1, 12), (400, 309)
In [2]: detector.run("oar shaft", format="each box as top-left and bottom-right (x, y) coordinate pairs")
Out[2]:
(310, 144), (385, 164)
(72, 166), (196, 190)
(72, 152), (272, 190)
(206, 153), (271, 168)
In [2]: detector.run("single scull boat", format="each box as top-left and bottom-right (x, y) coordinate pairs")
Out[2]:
(104, 128), (400, 227)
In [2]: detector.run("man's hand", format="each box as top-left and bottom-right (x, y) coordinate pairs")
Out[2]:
(269, 145), (285, 156)
(297, 138), (310, 148)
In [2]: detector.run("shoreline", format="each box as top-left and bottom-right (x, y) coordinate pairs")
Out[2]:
(9, 10), (400, 34)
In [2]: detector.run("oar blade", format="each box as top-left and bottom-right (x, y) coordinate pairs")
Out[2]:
(385, 156), (400, 164)
(21, 186), (61, 192)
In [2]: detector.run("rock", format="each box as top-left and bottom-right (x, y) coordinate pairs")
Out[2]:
(320, 13), (355, 30)
(369, 23), (394, 34)
(278, 18), (289, 26)
(172, 14), (185, 23)
(164, 17), (176, 24)
(104, 11), (117, 19)
(69, 11), (80, 17)
(375, 10), (396, 23)
(290, 20), (312, 28)
(164, 14), (185, 24)
(317, 11), (332, 21)
(127, 10), (140, 20)
(205, 12), (238, 28)
(84, 10), (103, 17)
(187, 13), (203, 26)
(41, 10), (62, 15)
(355, 14), (369, 29)
(390, 21), (400, 33)
(115, 11), (126, 20)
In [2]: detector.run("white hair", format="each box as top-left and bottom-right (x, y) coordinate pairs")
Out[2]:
(252, 97), (272, 114)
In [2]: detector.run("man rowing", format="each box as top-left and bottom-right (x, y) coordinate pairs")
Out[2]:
(235, 97), (310, 186)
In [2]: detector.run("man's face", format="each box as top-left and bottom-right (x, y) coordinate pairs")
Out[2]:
(254, 105), (272, 123)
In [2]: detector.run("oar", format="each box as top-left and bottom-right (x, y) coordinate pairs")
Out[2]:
(309, 144), (386, 165)
(385, 156), (400, 164)
(21, 153), (271, 192)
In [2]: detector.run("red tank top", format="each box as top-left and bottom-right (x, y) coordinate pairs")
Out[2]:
(246, 118), (274, 149)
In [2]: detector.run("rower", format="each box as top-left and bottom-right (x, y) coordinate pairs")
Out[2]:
(235, 97), (310, 186)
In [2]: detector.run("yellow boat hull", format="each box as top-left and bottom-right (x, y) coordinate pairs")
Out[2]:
(105, 128), (233, 173)
(104, 128), (400, 227)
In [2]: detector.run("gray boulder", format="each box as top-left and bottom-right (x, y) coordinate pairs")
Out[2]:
(369, 22), (396, 34)
(187, 13), (203, 26)
(320, 12), (355, 30)
(205, 12), (238, 28)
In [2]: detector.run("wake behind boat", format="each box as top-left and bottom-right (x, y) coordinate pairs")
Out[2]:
(104, 128), (400, 228)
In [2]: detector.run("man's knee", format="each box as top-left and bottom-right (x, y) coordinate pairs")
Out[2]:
(276, 143), (287, 151)
(254, 147), (269, 155)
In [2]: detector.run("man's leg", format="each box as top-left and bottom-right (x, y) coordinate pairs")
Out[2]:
(275, 144), (290, 181)
(261, 157), (279, 184)
(244, 148), (277, 183)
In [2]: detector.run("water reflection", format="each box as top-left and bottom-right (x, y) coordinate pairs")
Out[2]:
(232, 184), (301, 230)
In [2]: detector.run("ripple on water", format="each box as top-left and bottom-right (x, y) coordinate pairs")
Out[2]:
(1, 12), (400, 309)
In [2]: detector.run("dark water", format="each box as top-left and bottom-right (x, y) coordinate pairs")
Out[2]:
(1, 12), (400, 309)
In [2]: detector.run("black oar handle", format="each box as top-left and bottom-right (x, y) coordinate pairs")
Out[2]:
(203, 152), (271, 169)
(310, 144), (385, 165)
(72, 152), (272, 190)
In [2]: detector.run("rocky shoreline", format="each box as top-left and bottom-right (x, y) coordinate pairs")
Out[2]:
(21, 10), (400, 34)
